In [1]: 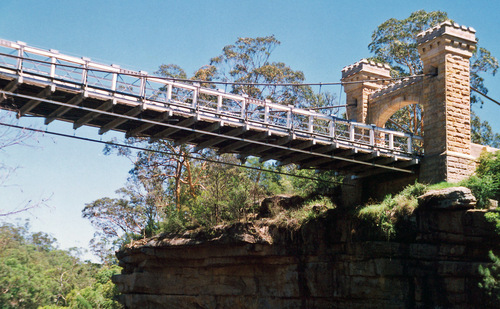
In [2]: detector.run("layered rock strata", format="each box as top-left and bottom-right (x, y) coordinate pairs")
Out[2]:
(114, 188), (499, 308)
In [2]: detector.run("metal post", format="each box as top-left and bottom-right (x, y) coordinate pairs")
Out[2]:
(407, 134), (413, 153)
(16, 41), (26, 83)
(369, 126), (375, 146)
(308, 111), (314, 133)
(49, 50), (57, 80)
(349, 124), (355, 141)
(139, 71), (148, 101)
(167, 84), (173, 101)
(81, 57), (90, 89)
(329, 119), (335, 138)
(264, 100), (270, 124)
(389, 133), (394, 149)
(217, 95), (223, 113)
(241, 99), (246, 119)
(192, 87), (198, 109)
(111, 64), (119, 93)
(287, 105), (293, 129)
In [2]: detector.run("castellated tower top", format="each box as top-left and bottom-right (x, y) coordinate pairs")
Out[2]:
(417, 21), (476, 58)
(341, 59), (391, 80)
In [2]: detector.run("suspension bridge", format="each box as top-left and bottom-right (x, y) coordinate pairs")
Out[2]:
(0, 39), (422, 177)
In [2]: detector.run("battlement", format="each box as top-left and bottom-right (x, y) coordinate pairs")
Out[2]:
(341, 59), (391, 80)
(417, 21), (476, 54)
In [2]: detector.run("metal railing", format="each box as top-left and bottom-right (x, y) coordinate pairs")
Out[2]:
(0, 39), (423, 156)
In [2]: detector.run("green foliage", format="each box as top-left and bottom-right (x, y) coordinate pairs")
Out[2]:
(485, 211), (500, 235)
(82, 185), (162, 263)
(0, 222), (114, 309)
(471, 111), (500, 148)
(159, 207), (188, 234)
(357, 183), (426, 240)
(426, 181), (457, 190)
(475, 151), (500, 200)
(272, 196), (336, 228)
(458, 151), (500, 209)
(208, 35), (312, 106)
(275, 165), (341, 198)
(423, 151), (500, 210)
(62, 265), (122, 309)
(478, 250), (500, 304)
(460, 175), (498, 209)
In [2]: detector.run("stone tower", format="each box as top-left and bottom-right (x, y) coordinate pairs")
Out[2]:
(341, 21), (478, 184)
(417, 21), (477, 183)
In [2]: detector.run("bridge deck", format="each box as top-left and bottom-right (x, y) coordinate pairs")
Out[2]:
(0, 39), (422, 176)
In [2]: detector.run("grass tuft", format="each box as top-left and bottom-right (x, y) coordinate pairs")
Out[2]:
(356, 182), (426, 240)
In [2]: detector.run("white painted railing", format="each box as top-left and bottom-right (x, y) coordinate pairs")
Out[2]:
(0, 39), (423, 156)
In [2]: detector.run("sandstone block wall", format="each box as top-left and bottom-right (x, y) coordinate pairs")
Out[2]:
(114, 193), (499, 309)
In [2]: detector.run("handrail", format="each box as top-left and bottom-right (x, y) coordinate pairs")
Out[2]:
(0, 38), (423, 156)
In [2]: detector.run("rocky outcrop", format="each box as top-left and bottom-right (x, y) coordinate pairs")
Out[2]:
(113, 188), (499, 309)
(258, 195), (304, 218)
(418, 186), (476, 210)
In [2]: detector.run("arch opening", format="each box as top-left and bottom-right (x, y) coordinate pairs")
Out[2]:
(385, 103), (423, 136)
(370, 96), (421, 135)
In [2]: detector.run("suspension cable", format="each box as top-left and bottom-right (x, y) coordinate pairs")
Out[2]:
(0, 90), (418, 174)
(0, 121), (349, 186)
(471, 86), (500, 107)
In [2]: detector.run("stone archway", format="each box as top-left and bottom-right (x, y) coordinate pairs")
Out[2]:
(342, 21), (477, 183)
(369, 96), (421, 129)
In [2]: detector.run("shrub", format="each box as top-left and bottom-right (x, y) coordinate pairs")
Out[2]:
(460, 175), (498, 209)
(273, 195), (336, 228)
(485, 211), (500, 234)
(475, 151), (500, 201)
(356, 182), (426, 240)
(478, 250), (500, 304)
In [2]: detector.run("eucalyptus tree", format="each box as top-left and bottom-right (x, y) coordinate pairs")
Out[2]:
(83, 35), (334, 254)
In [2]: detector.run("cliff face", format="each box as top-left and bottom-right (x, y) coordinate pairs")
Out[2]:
(113, 189), (499, 309)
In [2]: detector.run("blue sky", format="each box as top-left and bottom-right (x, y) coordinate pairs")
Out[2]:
(1, 1), (499, 261)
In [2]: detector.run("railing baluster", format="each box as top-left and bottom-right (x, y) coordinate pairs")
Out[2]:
(49, 52), (57, 80)
(264, 100), (270, 124)
(16, 41), (26, 83)
(81, 57), (90, 90)
(217, 95), (222, 113)
(329, 119), (335, 138)
(287, 105), (293, 129)
(111, 64), (119, 92)
(241, 98), (246, 119)
(407, 134), (413, 153)
(167, 84), (173, 101)
(192, 84), (198, 109)
(389, 133), (394, 149)
(349, 124), (355, 141)
(308, 111), (314, 133)
(139, 71), (147, 101)
(369, 126), (375, 146)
